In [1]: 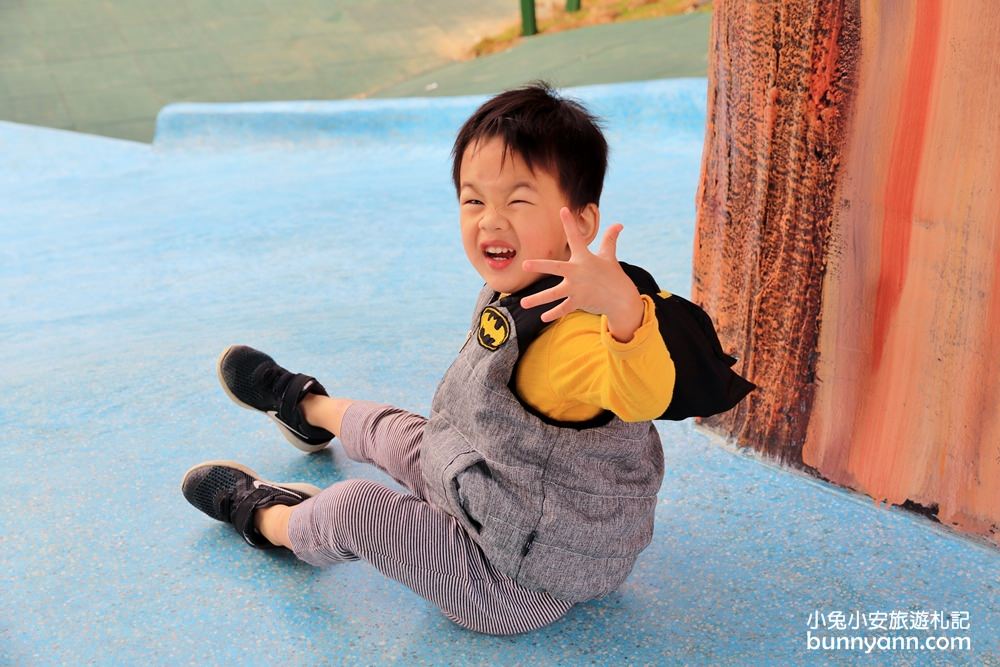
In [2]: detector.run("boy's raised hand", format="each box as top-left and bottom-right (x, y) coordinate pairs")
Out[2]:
(520, 207), (644, 342)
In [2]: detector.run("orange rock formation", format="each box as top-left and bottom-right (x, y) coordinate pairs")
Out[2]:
(694, 0), (1000, 547)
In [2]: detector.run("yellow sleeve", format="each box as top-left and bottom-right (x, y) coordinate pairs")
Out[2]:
(514, 294), (675, 422)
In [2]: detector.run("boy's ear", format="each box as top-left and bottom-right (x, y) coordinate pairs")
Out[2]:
(576, 203), (600, 245)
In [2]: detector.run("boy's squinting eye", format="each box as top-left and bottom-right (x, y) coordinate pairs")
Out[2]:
(463, 199), (483, 206)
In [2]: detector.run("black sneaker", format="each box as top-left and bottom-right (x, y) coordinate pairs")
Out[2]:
(181, 460), (321, 548)
(217, 345), (334, 453)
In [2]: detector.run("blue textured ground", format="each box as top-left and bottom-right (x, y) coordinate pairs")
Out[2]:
(1, 79), (997, 666)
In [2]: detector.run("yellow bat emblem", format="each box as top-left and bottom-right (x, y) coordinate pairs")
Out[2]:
(477, 307), (510, 351)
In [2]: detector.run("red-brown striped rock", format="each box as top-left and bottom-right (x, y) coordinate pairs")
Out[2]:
(695, 0), (1000, 547)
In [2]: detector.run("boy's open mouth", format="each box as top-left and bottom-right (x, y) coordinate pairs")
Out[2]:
(482, 244), (516, 270)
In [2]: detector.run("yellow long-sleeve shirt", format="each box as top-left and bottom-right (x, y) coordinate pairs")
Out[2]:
(506, 292), (676, 423)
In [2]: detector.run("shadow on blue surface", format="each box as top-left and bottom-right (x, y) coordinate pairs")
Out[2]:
(1, 79), (997, 665)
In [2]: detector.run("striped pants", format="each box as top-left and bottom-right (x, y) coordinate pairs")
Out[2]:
(286, 400), (575, 635)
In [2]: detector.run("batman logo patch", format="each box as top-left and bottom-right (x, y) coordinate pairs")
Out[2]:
(477, 306), (510, 351)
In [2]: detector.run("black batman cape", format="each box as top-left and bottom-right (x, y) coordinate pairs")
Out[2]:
(495, 261), (757, 422)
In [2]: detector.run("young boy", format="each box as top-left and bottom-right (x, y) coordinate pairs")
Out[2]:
(181, 82), (754, 636)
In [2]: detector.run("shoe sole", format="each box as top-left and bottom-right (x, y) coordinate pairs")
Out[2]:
(181, 460), (323, 498)
(216, 345), (330, 454)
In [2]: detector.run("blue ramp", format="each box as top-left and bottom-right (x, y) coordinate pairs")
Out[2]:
(0, 79), (996, 666)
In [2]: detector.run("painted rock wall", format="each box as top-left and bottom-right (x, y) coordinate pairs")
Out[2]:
(694, 0), (1000, 547)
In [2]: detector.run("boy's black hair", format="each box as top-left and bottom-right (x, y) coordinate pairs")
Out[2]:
(451, 81), (609, 211)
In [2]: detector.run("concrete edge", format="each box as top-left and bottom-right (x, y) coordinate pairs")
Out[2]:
(152, 77), (709, 150)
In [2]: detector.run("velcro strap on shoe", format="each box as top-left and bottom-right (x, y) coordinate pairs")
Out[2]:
(279, 374), (325, 414)
(231, 488), (272, 548)
(232, 486), (302, 549)
(278, 374), (334, 442)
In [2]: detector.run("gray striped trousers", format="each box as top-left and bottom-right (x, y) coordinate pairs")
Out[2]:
(286, 400), (575, 635)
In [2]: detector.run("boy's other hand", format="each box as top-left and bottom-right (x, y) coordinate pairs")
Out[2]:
(520, 207), (644, 343)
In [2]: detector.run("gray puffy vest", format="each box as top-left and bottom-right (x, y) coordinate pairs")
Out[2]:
(419, 272), (664, 603)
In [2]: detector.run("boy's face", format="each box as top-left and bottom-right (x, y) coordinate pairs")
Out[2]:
(459, 137), (587, 294)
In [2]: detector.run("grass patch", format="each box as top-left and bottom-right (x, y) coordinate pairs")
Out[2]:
(471, 0), (712, 58)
